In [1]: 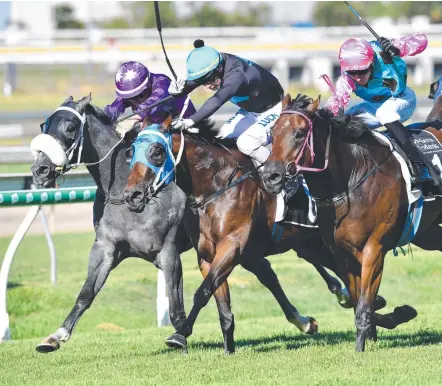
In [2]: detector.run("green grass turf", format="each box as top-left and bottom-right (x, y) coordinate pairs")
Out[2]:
(0, 232), (442, 384)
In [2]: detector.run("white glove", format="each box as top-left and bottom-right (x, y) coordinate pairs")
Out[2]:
(116, 115), (142, 138)
(168, 77), (186, 96)
(171, 118), (196, 131)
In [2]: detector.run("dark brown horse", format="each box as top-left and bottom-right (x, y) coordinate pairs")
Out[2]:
(261, 92), (442, 351)
(124, 115), (397, 352)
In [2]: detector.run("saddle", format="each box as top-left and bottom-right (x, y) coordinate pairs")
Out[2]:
(382, 122), (442, 198)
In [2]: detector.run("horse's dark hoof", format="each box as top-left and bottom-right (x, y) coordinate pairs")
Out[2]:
(36, 337), (60, 353)
(367, 327), (378, 342)
(374, 295), (387, 311)
(307, 317), (319, 335)
(394, 305), (418, 323)
(166, 333), (187, 351)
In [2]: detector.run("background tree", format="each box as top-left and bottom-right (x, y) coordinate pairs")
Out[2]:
(313, 1), (442, 26)
(54, 4), (84, 29)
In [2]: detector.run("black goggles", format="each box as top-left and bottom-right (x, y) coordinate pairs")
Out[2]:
(347, 67), (372, 76)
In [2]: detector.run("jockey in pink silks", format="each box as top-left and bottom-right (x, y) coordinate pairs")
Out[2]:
(323, 34), (442, 187)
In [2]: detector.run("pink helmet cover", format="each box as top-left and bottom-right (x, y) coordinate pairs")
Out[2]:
(339, 38), (374, 72)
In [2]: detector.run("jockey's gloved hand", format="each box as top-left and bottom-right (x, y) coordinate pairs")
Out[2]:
(171, 118), (195, 131)
(168, 78), (186, 96)
(379, 37), (400, 56)
(116, 115), (142, 138)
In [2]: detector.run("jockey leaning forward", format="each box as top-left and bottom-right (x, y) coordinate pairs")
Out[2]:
(168, 39), (298, 198)
(104, 61), (196, 137)
(323, 33), (442, 188)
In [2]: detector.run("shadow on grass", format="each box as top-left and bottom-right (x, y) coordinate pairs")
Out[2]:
(152, 329), (442, 355)
(7, 282), (22, 289)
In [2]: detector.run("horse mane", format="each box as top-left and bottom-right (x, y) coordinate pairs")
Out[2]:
(183, 118), (237, 148)
(85, 104), (114, 128)
(285, 93), (315, 111)
(315, 108), (371, 140)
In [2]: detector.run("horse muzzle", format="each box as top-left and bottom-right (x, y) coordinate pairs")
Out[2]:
(261, 161), (287, 194)
(124, 186), (147, 213)
(31, 152), (58, 188)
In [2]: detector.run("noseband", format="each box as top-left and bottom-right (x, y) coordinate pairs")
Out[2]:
(279, 109), (330, 176)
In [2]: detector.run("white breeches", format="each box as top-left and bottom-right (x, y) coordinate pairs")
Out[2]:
(216, 102), (283, 164)
(345, 86), (417, 129)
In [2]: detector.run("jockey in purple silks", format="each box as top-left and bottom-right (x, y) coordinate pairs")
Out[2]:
(323, 33), (442, 188)
(104, 61), (196, 136)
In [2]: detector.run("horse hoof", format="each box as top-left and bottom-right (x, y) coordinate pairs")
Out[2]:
(36, 337), (60, 353)
(307, 317), (319, 335)
(337, 288), (353, 309)
(166, 333), (187, 351)
(394, 305), (418, 323)
(374, 295), (387, 311)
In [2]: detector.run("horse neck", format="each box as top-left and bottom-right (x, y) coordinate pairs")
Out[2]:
(303, 122), (367, 200)
(81, 114), (129, 198)
(172, 133), (238, 199)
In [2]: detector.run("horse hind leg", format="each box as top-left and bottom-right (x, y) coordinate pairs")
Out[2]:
(241, 257), (317, 334)
(36, 241), (118, 353)
(375, 306), (418, 330)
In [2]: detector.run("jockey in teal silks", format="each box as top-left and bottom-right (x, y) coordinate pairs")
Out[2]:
(324, 33), (442, 188)
(168, 39), (299, 201)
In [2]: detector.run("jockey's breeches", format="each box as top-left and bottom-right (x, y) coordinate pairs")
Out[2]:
(345, 86), (417, 129)
(217, 102), (283, 164)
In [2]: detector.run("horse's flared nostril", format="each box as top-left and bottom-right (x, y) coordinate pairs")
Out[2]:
(124, 189), (144, 204)
(268, 172), (283, 185)
(37, 165), (50, 177)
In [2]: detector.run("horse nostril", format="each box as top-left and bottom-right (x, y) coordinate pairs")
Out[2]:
(38, 166), (50, 177)
(269, 172), (283, 185)
(125, 189), (144, 203)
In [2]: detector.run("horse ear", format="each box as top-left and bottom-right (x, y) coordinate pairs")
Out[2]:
(282, 94), (292, 111)
(76, 93), (92, 114)
(160, 115), (173, 133)
(306, 96), (321, 114)
(63, 96), (73, 105)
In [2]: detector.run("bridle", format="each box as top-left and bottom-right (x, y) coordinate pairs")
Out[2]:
(279, 109), (331, 177)
(37, 106), (125, 174)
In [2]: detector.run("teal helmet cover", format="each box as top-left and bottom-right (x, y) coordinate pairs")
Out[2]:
(186, 40), (221, 82)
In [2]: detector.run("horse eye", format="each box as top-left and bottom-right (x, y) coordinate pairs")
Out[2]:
(63, 122), (77, 139)
(147, 143), (166, 166)
(294, 130), (306, 139)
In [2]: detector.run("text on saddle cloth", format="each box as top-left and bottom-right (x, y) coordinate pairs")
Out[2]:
(412, 129), (442, 178)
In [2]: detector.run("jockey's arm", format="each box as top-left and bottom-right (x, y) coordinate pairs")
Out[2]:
(391, 33), (428, 57)
(324, 74), (356, 116)
(104, 97), (126, 122)
(137, 76), (170, 124)
(188, 71), (246, 125)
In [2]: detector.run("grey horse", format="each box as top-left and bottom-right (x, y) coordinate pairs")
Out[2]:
(30, 95), (189, 352)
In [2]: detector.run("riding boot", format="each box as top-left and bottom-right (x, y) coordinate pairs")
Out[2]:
(384, 120), (442, 189)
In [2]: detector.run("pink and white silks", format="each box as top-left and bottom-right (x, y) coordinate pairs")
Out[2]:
(324, 33), (428, 117)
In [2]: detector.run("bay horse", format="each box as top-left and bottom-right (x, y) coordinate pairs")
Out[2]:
(29, 95), (191, 353)
(123, 115), (402, 353)
(261, 92), (442, 351)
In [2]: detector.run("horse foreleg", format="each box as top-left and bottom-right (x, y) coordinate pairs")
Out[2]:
(36, 240), (118, 353)
(197, 257), (235, 354)
(166, 239), (239, 353)
(312, 263), (352, 308)
(241, 257), (317, 334)
(294, 240), (353, 309)
(355, 243), (385, 352)
(157, 240), (187, 340)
